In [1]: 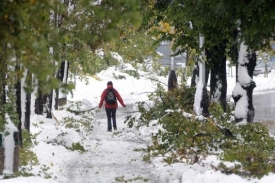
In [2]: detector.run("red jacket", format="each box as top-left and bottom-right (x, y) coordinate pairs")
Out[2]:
(98, 85), (126, 108)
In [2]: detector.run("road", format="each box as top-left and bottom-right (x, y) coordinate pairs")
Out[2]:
(254, 90), (275, 134)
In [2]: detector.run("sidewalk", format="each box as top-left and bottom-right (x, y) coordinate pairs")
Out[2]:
(76, 108), (158, 183)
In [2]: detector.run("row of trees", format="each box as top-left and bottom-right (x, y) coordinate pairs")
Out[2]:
(140, 0), (275, 123)
(0, 0), (142, 174)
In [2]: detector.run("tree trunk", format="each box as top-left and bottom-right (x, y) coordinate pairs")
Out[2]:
(168, 69), (177, 91)
(230, 29), (239, 83)
(194, 35), (209, 117)
(246, 51), (257, 122)
(207, 41), (227, 112)
(232, 42), (256, 123)
(0, 51), (7, 132)
(0, 50), (20, 174)
(45, 92), (53, 118)
(34, 89), (44, 115)
(201, 85), (210, 117)
(0, 50), (6, 175)
(191, 60), (199, 87)
(53, 3), (68, 111)
(15, 65), (22, 147)
(191, 58), (209, 88)
(205, 62), (210, 85)
(201, 61), (210, 117)
(24, 70), (32, 131)
(54, 89), (59, 110)
(55, 61), (69, 109)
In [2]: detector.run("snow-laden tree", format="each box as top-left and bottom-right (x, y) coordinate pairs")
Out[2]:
(44, 0), (143, 114)
(140, 0), (275, 123)
(0, 0), (142, 175)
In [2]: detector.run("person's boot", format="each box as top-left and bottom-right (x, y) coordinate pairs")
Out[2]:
(113, 117), (117, 131)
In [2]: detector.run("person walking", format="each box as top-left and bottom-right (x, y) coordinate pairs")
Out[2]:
(98, 81), (126, 132)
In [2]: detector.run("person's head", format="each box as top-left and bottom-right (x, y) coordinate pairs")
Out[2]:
(107, 81), (113, 86)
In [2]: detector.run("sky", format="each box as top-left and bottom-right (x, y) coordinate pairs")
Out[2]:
(1, 58), (275, 183)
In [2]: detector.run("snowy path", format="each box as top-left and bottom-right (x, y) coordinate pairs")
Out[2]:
(63, 107), (158, 183)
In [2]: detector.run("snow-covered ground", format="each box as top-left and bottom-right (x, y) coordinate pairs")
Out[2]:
(1, 63), (275, 183)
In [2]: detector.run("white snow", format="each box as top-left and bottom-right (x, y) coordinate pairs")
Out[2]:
(3, 115), (18, 175)
(193, 35), (206, 115)
(194, 80), (204, 115)
(232, 42), (257, 123)
(1, 59), (275, 182)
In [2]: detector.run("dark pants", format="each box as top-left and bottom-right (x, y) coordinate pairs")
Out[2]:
(105, 108), (117, 131)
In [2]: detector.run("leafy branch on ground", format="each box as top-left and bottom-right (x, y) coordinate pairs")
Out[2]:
(115, 175), (149, 182)
(125, 82), (275, 178)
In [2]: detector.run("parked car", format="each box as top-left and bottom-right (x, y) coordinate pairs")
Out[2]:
(253, 61), (275, 76)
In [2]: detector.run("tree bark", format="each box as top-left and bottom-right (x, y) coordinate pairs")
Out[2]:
(201, 61), (210, 117)
(54, 89), (59, 110)
(168, 69), (177, 91)
(34, 89), (44, 115)
(15, 65), (22, 147)
(54, 61), (65, 110)
(194, 35), (210, 117)
(201, 85), (209, 117)
(230, 29), (239, 83)
(0, 50), (7, 132)
(53, 2), (68, 110)
(246, 51), (257, 123)
(191, 61), (199, 87)
(207, 41), (227, 112)
(24, 70), (32, 131)
(232, 42), (256, 123)
(45, 92), (53, 118)
(55, 61), (69, 110)
(191, 59), (209, 88)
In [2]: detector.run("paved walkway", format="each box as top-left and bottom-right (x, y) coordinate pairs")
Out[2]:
(64, 107), (158, 183)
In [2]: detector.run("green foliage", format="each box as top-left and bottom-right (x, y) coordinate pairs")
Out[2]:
(71, 142), (86, 153)
(221, 123), (275, 178)
(69, 27), (160, 77)
(39, 164), (52, 179)
(141, 0), (275, 73)
(20, 130), (38, 164)
(0, 0), (143, 134)
(105, 30), (158, 63)
(0, 117), (4, 132)
(64, 101), (95, 132)
(45, 101), (92, 153)
(82, 26), (162, 77)
(124, 83), (195, 128)
(62, 115), (93, 133)
(124, 115), (135, 128)
(135, 83), (275, 178)
(18, 130), (39, 176)
(115, 175), (149, 182)
(123, 69), (140, 79)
